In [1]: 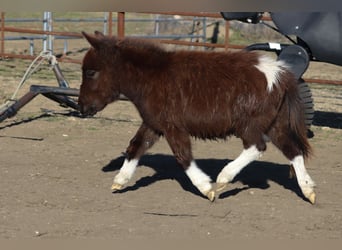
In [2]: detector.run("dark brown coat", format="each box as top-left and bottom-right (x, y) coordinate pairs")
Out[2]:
(79, 31), (311, 169)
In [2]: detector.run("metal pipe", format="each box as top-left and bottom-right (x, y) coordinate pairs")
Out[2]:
(146, 12), (222, 18)
(47, 12), (53, 52)
(42, 93), (79, 110)
(30, 85), (80, 96)
(42, 12), (53, 52)
(2, 27), (82, 37)
(0, 91), (39, 122)
(51, 62), (70, 88)
(43, 12), (48, 51)
(0, 53), (82, 63)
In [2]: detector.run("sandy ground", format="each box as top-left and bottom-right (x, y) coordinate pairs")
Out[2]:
(0, 56), (342, 239)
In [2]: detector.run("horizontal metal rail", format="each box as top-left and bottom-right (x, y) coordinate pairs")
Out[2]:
(1, 26), (82, 38)
(0, 85), (79, 122)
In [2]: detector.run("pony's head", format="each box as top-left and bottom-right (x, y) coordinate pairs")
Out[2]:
(78, 31), (120, 116)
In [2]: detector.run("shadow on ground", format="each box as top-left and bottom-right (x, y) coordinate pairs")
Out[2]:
(2, 109), (342, 128)
(313, 110), (342, 129)
(102, 153), (305, 202)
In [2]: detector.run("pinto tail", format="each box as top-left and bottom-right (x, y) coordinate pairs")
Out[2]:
(284, 78), (312, 159)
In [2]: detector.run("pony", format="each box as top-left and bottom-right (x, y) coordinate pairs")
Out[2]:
(79, 31), (316, 204)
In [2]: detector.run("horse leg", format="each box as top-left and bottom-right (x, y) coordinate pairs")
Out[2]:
(268, 129), (316, 204)
(111, 123), (160, 191)
(163, 128), (215, 201)
(216, 139), (266, 192)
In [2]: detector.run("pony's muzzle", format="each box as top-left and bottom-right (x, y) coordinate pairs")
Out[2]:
(79, 103), (98, 117)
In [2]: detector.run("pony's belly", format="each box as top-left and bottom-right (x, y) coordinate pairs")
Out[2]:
(185, 118), (235, 140)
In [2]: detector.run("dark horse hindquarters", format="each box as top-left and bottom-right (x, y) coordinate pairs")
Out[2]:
(79, 31), (315, 204)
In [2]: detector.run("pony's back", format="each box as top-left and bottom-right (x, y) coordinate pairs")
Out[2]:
(159, 50), (288, 140)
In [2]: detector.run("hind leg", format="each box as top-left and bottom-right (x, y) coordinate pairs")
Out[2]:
(290, 155), (316, 203)
(216, 139), (265, 192)
(111, 123), (160, 191)
(268, 130), (316, 204)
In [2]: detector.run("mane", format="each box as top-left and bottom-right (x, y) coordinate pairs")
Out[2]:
(118, 37), (165, 53)
(115, 37), (170, 68)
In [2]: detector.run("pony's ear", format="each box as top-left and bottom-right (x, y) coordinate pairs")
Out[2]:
(82, 31), (102, 50)
(94, 30), (105, 38)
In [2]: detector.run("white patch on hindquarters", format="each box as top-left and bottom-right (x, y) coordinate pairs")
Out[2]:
(217, 145), (263, 184)
(113, 158), (139, 186)
(254, 55), (287, 92)
(185, 161), (212, 195)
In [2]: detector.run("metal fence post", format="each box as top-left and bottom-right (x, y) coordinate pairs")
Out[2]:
(43, 12), (53, 53)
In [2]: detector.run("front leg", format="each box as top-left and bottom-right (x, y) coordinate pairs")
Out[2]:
(111, 123), (160, 191)
(163, 128), (215, 201)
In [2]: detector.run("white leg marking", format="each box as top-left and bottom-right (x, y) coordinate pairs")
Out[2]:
(185, 161), (212, 195)
(290, 155), (315, 198)
(113, 158), (139, 186)
(217, 145), (263, 184)
(254, 55), (287, 92)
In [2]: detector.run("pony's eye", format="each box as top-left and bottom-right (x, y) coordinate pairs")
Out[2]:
(85, 70), (99, 79)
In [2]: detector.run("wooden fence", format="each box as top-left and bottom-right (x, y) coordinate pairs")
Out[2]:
(0, 12), (341, 85)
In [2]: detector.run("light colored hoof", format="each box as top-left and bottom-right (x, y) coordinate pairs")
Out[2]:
(307, 192), (316, 204)
(206, 190), (216, 202)
(216, 183), (227, 192)
(111, 183), (123, 191)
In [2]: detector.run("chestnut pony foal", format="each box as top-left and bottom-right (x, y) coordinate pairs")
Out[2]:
(79, 31), (316, 203)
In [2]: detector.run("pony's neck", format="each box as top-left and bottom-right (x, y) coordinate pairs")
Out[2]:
(116, 44), (170, 104)
(116, 63), (149, 105)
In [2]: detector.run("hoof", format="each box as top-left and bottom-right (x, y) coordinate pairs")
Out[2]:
(206, 190), (216, 202)
(216, 183), (227, 192)
(111, 183), (123, 191)
(307, 192), (316, 204)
